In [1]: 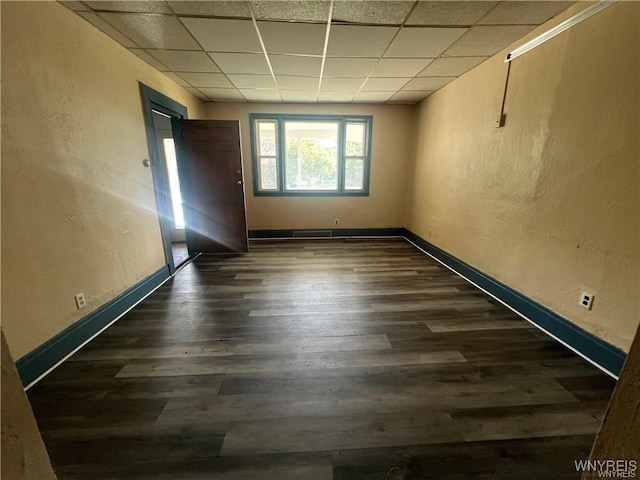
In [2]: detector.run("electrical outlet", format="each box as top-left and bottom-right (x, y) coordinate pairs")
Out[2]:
(334, 219), (339, 225)
(579, 291), (594, 310)
(75, 293), (86, 310)
(427, 230), (432, 239)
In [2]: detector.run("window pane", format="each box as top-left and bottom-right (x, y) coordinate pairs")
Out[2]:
(259, 157), (278, 190)
(257, 120), (277, 156)
(285, 121), (338, 190)
(345, 157), (365, 190)
(162, 138), (186, 229)
(345, 122), (365, 157)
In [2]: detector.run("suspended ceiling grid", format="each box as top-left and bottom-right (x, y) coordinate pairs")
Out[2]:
(61, 1), (575, 103)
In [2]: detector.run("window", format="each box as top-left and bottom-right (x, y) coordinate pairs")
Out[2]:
(251, 114), (372, 195)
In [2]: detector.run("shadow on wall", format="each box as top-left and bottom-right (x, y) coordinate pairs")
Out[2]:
(1, 330), (58, 480)
(583, 323), (640, 479)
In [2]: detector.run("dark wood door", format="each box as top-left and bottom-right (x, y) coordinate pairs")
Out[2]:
(173, 120), (248, 253)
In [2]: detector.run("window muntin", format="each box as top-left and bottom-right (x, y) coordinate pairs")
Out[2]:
(251, 114), (372, 195)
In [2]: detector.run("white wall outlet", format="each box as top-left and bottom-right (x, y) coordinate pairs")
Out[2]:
(334, 219), (339, 225)
(579, 291), (594, 310)
(75, 293), (87, 309)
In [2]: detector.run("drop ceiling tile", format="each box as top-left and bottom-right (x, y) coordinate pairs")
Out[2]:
(179, 72), (233, 88)
(199, 88), (246, 101)
(280, 90), (319, 102)
(332, 1), (414, 25)
(478, 1), (574, 25)
(228, 74), (275, 89)
(185, 87), (209, 100)
(419, 56), (486, 76)
(86, 1), (172, 13)
(168, 1), (251, 17)
(404, 76), (456, 90)
(212, 97), (248, 103)
(98, 12), (199, 49)
(149, 50), (219, 72)
(240, 89), (282, 101)
(208, 53), (270, 74)
(354, 91), (394, 102)
(181, 18), (261, 52)
(276, 76), (319, 90)
(269, 55), (322, 77)
(323, 58), (377, 77)
(130, 48), (169, 70)
(407, 1), (497, 26)
(443, 25), (534, 57)
(370, 58), (433, 77)
(258, 22), (326, 56)
(390, 90), (433, 102)
(252, 1), (330, 22)
(327, 25), (397, 57)
(385, 27), (468, 58)
(163, 72), (189, 86)
(78, 11), (139, 47)
(362, 77), (411, 91)
(318, 91), (355, 102)
(61, 1), (92, 11)
(320, 77), (365, 92)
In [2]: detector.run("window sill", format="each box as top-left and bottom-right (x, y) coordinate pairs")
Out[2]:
(253, 191), (370, 197)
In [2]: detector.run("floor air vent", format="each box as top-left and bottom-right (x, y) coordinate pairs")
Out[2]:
(293, 230), (332, 238)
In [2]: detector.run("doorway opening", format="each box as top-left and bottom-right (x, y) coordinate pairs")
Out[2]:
(140, 83), (191, 275)
(141, 83), (248, 265)
(151, 111), (189, 267)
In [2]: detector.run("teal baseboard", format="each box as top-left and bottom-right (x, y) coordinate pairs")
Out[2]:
(248, 228), (405, 238)
(17, 266), (170, 387)
(403, 229), (626, 376)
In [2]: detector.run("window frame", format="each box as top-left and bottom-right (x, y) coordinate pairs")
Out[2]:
(249, 113), (373, 196)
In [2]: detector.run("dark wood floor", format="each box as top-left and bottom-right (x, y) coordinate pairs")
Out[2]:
(28, 239), (616, 479)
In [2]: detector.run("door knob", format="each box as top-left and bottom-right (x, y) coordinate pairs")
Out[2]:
(237, 180), (243, 185)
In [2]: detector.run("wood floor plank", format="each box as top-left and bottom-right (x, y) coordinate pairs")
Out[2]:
(70, 343), (236, 361)
(26, 238), (616, 479)
(331, 435), (592, 480)
(451, 401), (609, 442)
(233, 334), (392, 355)
(115, 348), (466, 378)
(220, 410), (461, 456)
(425, 317), (532, 332)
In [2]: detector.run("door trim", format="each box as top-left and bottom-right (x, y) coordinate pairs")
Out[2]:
(139, 83), (188, 275)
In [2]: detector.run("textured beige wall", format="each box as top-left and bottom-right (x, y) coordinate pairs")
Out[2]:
(406, 2), (639, 350)
(584, 324), (640, 479)
(1, 331), (57, 480)
(1, 1), (205, 358)
(204, 103), (414, 230)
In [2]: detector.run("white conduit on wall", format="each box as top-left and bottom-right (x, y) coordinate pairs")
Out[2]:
(505, 0), (616, 62)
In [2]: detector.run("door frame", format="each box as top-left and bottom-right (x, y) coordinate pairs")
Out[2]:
(139, 83), (188, 275)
